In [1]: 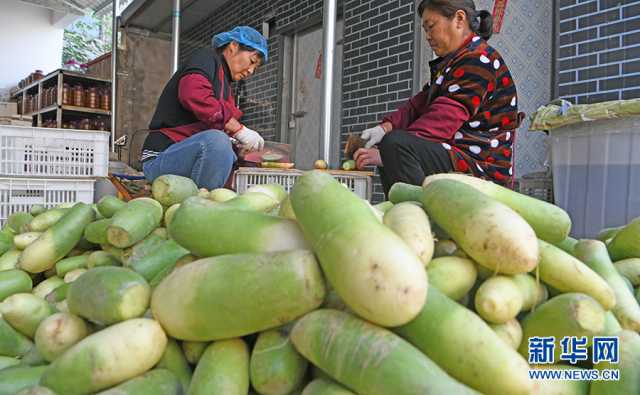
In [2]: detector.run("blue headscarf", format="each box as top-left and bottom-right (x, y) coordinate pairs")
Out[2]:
(212, 26), (268, 62)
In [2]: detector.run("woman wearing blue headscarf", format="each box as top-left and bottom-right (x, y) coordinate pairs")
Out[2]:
(141, 26), (269, 189)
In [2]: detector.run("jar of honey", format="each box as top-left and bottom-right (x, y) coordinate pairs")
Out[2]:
(72, 84), (84, 107)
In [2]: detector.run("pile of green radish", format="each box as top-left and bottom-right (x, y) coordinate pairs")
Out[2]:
(0, 170), (638, 395)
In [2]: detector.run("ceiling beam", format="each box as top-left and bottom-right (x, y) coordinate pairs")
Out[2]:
(17, 0), (85, 14)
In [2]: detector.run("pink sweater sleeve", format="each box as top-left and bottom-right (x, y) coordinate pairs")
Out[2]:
(407, 96), (470, 140)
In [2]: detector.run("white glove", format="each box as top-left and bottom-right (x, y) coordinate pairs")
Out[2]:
(361, 125), (386, 148)
(234, 126), (264, 151)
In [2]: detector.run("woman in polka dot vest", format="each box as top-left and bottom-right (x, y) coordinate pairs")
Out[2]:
(355, 0), (522, 197)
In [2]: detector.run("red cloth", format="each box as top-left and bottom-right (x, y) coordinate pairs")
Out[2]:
(161, 73), (243, 143)
(406, 96), (470, 140)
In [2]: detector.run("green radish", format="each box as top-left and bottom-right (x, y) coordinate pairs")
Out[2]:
(30, 205), (46, 216)
(250, 329), (308, 395)
(383, 202), (434, 266)
(246, 184), (288, 203)
(74, 237), (95, 252)
(422, 179), (539, 275)
(0, 269), (32, 301)
(614, 258), (640, 286)
(574, 239), (640, 331)
(0, 230), (13, 256)
(45, 282), (69, 303)
(197, 188), (210, 198)
(221, 192), (280, 212)
(591, 330), (640, 395)
(40, 318), (167, 395)
(31, 276), (64, 299)
(153, 227), (168, 239)
(0, 365), (47, 395)
(426, 257), (477, 300)
(54, 300), (68, 312)
(388, 182), (423, 204)
(603, 311), (623, 335)
(14, 233), (42, 250)
(83, 218), (111, 245)
(607, 218), (640, 261)
(188, 339), (250, 395)
(164, 204), (181, 227)
(156, 339), (192, 392)
(86, 250), (119, 269)
(290, 170), (427, 327)
(169, 197), (309, 257)
(107, 198), (163, 248)
(302, 379), (356, 395)
(19, 203), (95, 273)
(129, 239), (189, 282)
(63, 268), (86, 283)
(597, 226), (622, 243)
(394, 287), (534, 395)
(95, 369), (182, 395)
(529, 365), (590, 395)
(517, 293), (606, 362)
(14, 387), (58, 395)
(55, 255), (87, 277)
(292, 309), (479, 395)
(423, 173), (571, 243)
(0, 293), (54, 338)
(552, 236), (578, 255)
(28, 209), (67, 232)
(7, 212), (34, 234)
(512, 274), (548, 311)
(67, 266), (150, 325)
(475, 276), (523, 324)
(121, 233), (165, 267)
(0, 249), (21, 271)
(433, 240), (468, 258)
(152, 175), (199, 206)
(0, 317), (33, 357)
(537, 239), (616, 310)
(34, 312), (89, 362)
(175, 254), (196, 268)
(0, 355), (20, 370)
(341, 160), (356, 171)
(373, 201), (394, 213)
(152, 250), (325, 341)
(182, 341), (208, 364)
(20, 345), (46, 366)
(278, 196), (296, 220)
(91, 204), (104, 220)
(489, 318), (523, 350)
(100, 244), (124, 263)
(209, 188), (237, 203)
(96, 195), (126, 218)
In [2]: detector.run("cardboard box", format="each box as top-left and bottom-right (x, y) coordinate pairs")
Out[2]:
(0, 102), (17, 117)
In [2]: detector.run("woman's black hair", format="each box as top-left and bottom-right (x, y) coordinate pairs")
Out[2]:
(417, 0), (493, 41)
(216, 42), (264, 62)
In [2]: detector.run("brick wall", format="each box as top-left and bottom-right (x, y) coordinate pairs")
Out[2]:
(557, 0), (640, 103)
(181, 0), (416, 202)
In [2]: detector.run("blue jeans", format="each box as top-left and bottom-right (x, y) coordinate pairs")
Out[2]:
(143, 130), (236, 190)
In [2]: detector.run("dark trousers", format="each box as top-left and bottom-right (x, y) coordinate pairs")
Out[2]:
(378, 130), (454, 197)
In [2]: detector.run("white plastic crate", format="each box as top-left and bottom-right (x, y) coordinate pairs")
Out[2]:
(0, 178), (95, 225)
(0, 125), (109, 177)
(550, 116), (640, 238)
(234, 167), (373, 200)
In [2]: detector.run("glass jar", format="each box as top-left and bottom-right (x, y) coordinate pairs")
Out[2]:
(100, 88), (111, 111)
(73, 84), (84, 107)
(79, 118), (91, 130)
(62, 84), (71, 105)
(87, 87), (99, 109)
(34, 70), (44, 81)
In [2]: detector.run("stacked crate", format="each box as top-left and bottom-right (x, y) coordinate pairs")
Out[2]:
(0, 125), (109, 225)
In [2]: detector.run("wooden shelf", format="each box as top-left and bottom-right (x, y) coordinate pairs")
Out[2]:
(11, 69), (111, 98)
(61, 70), (111, 84)
(61, 105), (111, 115)
(38, 104), (58, 114)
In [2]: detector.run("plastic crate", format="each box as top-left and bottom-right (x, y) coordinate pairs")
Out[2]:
(234, 167), (373, 200)
(0, 125), (109, 177)
(0, 177), (95, 225)
(550, 116), (640, 238)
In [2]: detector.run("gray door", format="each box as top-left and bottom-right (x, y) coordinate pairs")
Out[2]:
(287, 22), (343, 170)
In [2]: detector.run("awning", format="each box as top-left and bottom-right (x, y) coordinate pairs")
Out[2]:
(120, 0), (227, 33)
(17, 0), (120, 15)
